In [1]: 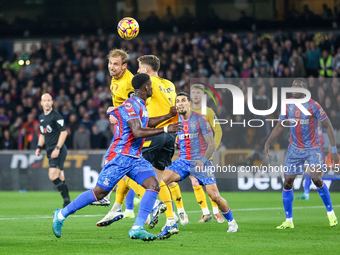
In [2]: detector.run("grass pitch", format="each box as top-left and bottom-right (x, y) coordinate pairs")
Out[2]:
(0, 191), (339, 255)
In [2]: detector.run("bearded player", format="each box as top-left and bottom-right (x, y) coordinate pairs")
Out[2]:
(168, 84), (224, 224)
(162, 92), (239, 233)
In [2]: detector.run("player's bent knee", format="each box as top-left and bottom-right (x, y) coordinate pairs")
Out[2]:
(209, 193), (220, 203)
(191, 178), (199, 187)
(142, 176), (160, 192)
(312, 178), (322, 187)
(162, 173), (171, 185)
(48, 168), (59, 181)
(283, 177), (295, 190)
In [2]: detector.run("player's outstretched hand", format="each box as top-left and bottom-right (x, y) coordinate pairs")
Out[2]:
(35, 148), (40, 156)
(109, 115), (118, 125)
(331, 152), (339, 166)
(264, 143), (271, 157)
(168, 122), (183, 133)
(169, 106), (178, 117)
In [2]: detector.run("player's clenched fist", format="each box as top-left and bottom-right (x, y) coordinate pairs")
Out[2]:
(169, 106), (178, 117)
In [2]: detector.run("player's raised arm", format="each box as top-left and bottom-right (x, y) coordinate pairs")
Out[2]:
(321, 117), (340, 164)
(264, 120), (285, 157)
(147, 106), (178, 128)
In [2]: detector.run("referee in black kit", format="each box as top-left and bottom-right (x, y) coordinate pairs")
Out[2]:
(35, 93), (71, 207)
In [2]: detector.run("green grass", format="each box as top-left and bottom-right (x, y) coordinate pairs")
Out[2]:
(0, 191), (339, 255)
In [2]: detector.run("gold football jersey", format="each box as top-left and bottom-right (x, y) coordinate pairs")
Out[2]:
(110, 69), (134, 107)
(146, 76), (177, 128)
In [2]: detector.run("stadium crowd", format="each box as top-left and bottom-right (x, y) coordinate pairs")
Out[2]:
(1, 29), (340, 151)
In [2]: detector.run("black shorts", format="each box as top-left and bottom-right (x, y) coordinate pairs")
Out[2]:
(46, 145), (67, 169)
(142, 132), (176, 170)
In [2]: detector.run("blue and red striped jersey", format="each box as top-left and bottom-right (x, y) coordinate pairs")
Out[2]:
(177, 111), (213, 160)
(279, 99), (327, 149)
(105, 97), (149, 160)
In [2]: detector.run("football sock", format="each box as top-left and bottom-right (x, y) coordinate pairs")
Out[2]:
(125, 189), (135, 211)
(304, 174), (311, 196)
(221, 208), (234, 222)
(193, 185), (208, 211)
(286, 218), (293, 224)
(125, 209), (134, 214)
(62, 181), (71, 202)
(317, 182), (333, 212)
(125, 177), (145, 198)
(282, 188), (293, 219)
(202, 207), (210, 215)
(327, 210), (335, 216)
(61, 189), (97, 218)
(53, 178), (70, 202)
(115, 179), (130, 204)
(212, 206), (219, 215)
(177, 207), (185, 214)
(110, 202), (122, 212)
(209, 197), (219, 214)
(159, 181), (174, 218)
(170, 183), (184, 211)
(133, 190), (158, 227)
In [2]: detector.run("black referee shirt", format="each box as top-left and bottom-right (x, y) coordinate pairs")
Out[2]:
(39, 110), (66, 148)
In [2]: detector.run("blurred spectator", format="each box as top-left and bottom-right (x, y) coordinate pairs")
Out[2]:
(64, 127), (73, 149)
(90, 124), (105, 149)
(289, 54), (306, 77)
(23, 113), (39, 135)
(0, 129), (17, 149)
(96, 111), (110, 133)
(68, 113), (79, 134)
(305, 41), (321, 77)
(27, 122), (40, 150)
(0, 106), (10, 134)
(319, 50), (333, 77)
(329, 109), (340, 130)
(73, 124), (90, 150)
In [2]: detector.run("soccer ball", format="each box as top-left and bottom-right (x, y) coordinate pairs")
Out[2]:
(117, 17), (139, 40)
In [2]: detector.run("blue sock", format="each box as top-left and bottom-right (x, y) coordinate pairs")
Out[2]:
(61, 190), (97, 218)
(317, 182), (333, 212)
(126, 189), (135, 210)
(221, 208), (234, 222)
(133, 190), (158, 227)
(304, 174), (311, 195)
(172, 201), (175, 214)
(282, 188), (293, 219)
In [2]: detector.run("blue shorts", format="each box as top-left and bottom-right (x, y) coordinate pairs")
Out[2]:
(284, 144), (326, 175)
(166, 158), (216, 186)
(97, 154), (156, 191)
